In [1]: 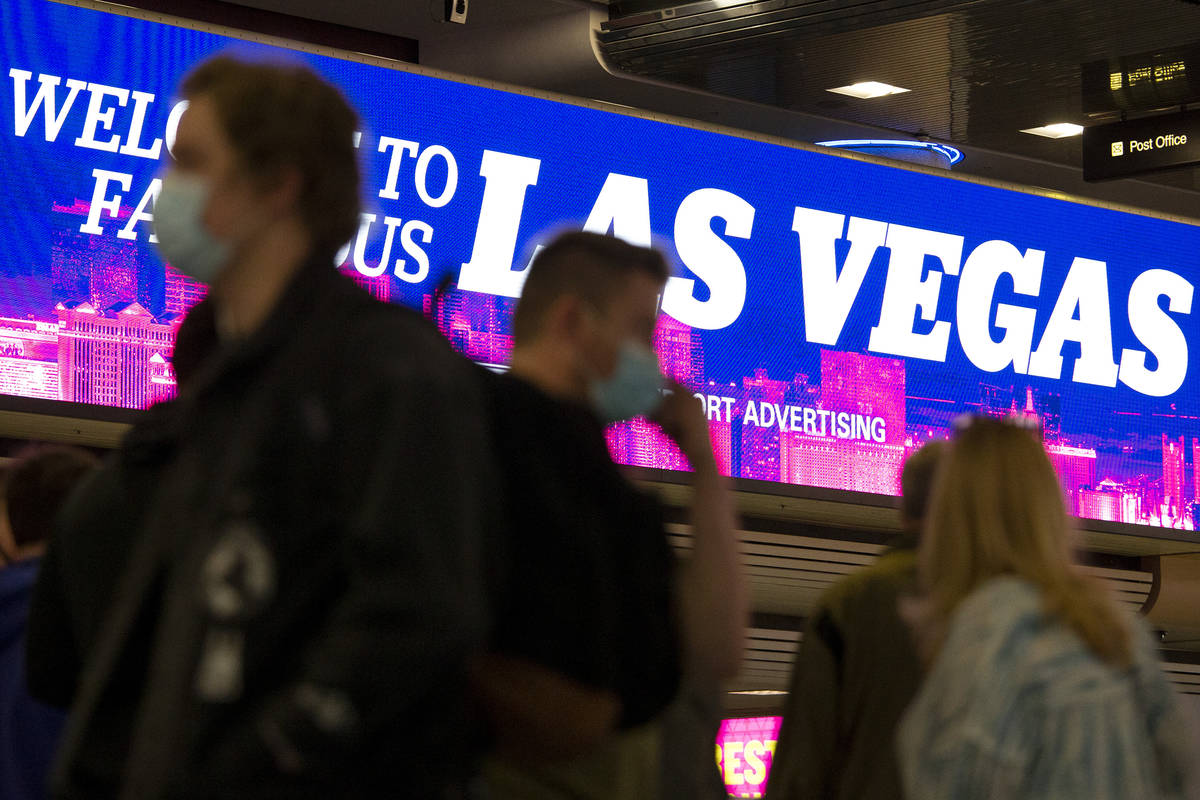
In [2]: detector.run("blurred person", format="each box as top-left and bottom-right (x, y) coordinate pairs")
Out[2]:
(0, 445), (99, 800)
(768, 440), (947, 800)
(47, 56), (496, 800)
(27, 297), (218, 713)
(473, 231), (746, 800)
(898, 415), (1194, 799)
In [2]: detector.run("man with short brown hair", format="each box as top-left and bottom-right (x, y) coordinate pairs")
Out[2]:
(174, 56), (360, 267)
(48, 56), (496, 800)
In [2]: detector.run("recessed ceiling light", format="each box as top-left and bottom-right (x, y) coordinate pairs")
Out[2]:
(728, 690), (790, 696)
(1020, 123), (1085, 139)
(827, 81), (910, 99)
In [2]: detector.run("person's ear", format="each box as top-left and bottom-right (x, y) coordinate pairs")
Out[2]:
(546, 295), (588, 345)
(255, 164), (303, 218)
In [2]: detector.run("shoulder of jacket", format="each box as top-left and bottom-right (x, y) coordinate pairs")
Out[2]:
(818, 549), (916, 615)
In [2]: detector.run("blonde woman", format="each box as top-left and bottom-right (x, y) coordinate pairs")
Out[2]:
(897, 416), (1194, 800)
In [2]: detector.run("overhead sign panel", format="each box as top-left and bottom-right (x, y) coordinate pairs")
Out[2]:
(1082, 43), (1200, 114)
(1083, 110), (1200, 181)
(5, 0), (1200, 533)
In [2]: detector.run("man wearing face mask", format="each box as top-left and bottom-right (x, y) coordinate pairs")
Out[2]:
(49, 57), (496, 800)
(472, 232), (746, 800)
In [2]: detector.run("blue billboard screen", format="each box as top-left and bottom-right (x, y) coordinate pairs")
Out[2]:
(4, 0), (1200, 530)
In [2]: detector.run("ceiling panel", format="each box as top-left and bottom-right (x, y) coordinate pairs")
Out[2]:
(601, 0), (1200, 192)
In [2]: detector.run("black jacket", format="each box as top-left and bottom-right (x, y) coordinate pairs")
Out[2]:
(26, 400), (185, 799)
(28, 399), (183, 712)
(47, 260), (497, 800)
(769, 536), (921, 800)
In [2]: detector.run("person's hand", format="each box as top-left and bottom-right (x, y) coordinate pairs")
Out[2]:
(468, 652), (620, 763)
(653, 379), (717, 472)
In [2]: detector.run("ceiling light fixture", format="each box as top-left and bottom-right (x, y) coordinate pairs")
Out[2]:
(816, 139), (965, 167)
(827, 81), (910, 99)
(728, 690), (790, 696)
(1020, 123), (1085, 139)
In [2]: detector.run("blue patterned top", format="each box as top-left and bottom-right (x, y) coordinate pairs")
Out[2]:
(898, 576), (1194, 800)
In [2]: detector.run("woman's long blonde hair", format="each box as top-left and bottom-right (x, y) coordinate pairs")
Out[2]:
(915, 416), (1133, 668)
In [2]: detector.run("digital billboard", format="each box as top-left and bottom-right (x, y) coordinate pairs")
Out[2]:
(5, 0), (1200, 531)
(716, 715), (780, 798)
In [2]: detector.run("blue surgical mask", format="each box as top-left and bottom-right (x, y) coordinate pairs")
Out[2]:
(153, 172), (231, 284)
(590, 341), (664, 423)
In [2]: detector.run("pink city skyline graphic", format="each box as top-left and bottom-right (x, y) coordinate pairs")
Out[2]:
(2, 199), (1199, 532)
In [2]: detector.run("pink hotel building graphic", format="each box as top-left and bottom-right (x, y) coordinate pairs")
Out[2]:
(0, 200), (388, 410)
(3, 200), (1200, 529)
(1, 201), (207, 409)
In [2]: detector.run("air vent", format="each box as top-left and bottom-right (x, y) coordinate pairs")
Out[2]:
(663, 524), (1174, 708)
(667, 524), (1154, 619)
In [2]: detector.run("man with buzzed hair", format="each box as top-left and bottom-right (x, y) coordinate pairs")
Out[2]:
(768, 440), (948, 800)
(474, 231), (746, 800)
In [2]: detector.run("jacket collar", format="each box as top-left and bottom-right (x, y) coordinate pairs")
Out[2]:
(219, 254), (341, 366)
(183, 254), (345, 400)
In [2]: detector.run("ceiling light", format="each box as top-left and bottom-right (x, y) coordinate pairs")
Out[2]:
(1020, 123), (1084, 139)
(816, 139), (964, 166)
(827, 81), (910, 99)
(728, 690), (789, 696)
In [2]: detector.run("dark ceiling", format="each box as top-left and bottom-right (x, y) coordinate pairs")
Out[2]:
(598, 0), (1200, 191)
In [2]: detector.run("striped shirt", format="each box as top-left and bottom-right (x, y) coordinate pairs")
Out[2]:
(898, 576), (1194, 800)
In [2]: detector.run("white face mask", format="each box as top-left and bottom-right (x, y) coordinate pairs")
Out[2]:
(153, 172), (231, 284)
